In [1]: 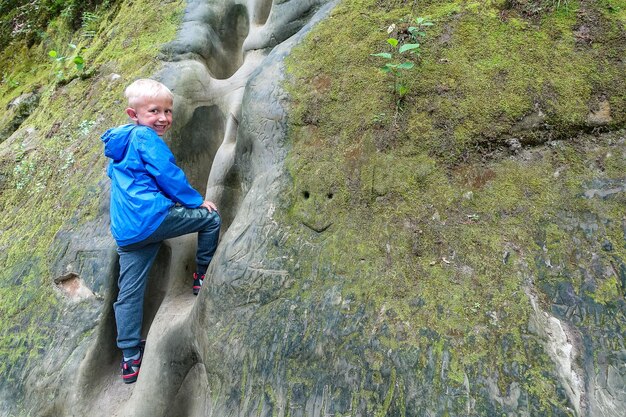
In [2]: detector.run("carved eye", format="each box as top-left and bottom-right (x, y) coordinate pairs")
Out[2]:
(302, 191), (310, 200)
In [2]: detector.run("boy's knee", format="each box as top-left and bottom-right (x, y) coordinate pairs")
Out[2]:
(211, 211), (222, 229)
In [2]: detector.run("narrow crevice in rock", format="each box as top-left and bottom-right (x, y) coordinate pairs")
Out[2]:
(170, 105), (225, 196)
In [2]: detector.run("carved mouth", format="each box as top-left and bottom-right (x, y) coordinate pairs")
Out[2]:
(302, 221), (332, 233)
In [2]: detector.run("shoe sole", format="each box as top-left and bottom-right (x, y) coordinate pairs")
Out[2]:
(123, 372), (139, 384)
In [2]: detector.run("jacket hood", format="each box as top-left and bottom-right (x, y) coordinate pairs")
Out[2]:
(101, 124), (137, 161)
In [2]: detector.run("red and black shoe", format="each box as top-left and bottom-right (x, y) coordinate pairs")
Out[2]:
(193, 273), (205, 295)
(121, 340), (145, 384)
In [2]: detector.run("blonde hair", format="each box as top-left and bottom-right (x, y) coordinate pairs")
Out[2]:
(124, 79), (174, 108)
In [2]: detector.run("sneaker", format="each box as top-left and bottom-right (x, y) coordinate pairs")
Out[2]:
(193, 272), (205, 295)
(121, 340), (145, 384)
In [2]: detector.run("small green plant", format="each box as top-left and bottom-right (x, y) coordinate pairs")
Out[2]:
(370, 17), (433, 107)
(81, 11), (100, 39)
(2, 74), (20, 88)
(408, 17), (434, 40)
(371, 37), (417, 98)
(48, 43), (86, 78)
(372, 112), (387, 127)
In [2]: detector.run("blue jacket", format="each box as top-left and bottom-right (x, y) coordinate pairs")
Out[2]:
(101, 124), (203, 246)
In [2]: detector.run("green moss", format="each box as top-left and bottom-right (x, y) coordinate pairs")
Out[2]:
(376, 367), (396, 417)
(600, 0), (626, 24)
(592, 275), (622, 305)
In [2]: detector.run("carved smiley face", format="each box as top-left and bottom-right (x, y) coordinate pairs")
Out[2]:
(292, 162), (346, 233)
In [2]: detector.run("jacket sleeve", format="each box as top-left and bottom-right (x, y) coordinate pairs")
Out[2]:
(137, 130), (204, 208)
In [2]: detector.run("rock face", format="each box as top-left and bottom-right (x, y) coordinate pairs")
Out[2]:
(1, 0), (625, 416)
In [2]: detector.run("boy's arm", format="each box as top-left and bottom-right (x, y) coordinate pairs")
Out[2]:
(138, 133), (204, 208)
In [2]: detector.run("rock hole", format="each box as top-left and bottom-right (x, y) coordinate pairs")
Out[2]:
(218, 4), (249, 76)
(195, 3), (251, 80)
(251, 0), (272, 25)
(160, 3), (249, 80)
(303, 191), (310, 200)
(54, 272), (95, 301)
(327, 192), (334, 200)
(170, 105), (225, 196)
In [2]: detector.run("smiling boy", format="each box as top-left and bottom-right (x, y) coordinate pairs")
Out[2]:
(101, 79), (221, 383)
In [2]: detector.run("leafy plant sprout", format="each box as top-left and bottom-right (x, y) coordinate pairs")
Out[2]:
(370, 16), (434, 115)
(48, 43), (86, 79)
(408, 17), (434, 41)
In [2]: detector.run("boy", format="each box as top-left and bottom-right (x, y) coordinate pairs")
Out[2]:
(101, 79), (221, 383)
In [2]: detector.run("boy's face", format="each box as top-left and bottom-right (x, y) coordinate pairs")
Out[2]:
(125, 96), (173, 136)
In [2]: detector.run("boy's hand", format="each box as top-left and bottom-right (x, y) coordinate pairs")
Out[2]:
(200, 200), (218, 213)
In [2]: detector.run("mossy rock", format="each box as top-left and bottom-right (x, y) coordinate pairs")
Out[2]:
(1, 0), (625, 416)
(280, 0), (626, 414)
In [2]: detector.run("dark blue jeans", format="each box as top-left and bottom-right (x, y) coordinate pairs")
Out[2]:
(114, 206), (221, 356)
